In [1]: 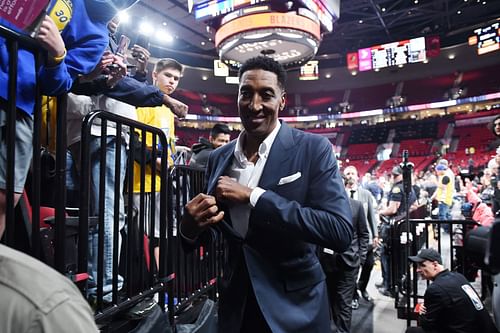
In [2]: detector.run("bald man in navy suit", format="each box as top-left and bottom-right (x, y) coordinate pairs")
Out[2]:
(181, 56), (353, 333)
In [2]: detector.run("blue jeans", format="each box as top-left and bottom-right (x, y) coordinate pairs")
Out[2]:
(438, 202), (451, 220)
(87, 136), (127, 293)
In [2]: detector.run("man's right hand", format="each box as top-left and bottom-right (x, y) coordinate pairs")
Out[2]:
(163, 94), (188, 118)
(419, 304), (427, 315)
(181, 193), (224, 239)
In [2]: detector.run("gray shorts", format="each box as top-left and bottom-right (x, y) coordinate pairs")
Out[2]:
(0, 109), (33, 193)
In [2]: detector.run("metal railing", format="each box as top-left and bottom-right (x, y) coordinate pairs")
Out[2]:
(0, 24), (69, 267)
(1, 24), (226, 332)
(387, 216), (480, 326)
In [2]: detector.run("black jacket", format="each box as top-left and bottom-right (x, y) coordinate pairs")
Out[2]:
(189, 138), (214, 169)
(420, 269), (497, 333)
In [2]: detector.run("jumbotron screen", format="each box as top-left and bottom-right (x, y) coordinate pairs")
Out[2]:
(468, 21), (500, 55)
(194, 0), (339, 31)
(347, 37), (427, 72)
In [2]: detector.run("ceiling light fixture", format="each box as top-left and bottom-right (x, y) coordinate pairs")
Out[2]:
(139, 22), (153, 35)
(155, 30), (173, 43)
(118, 11), (129, 24)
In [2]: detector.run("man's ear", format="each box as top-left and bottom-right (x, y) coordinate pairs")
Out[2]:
(280, 91), (286, 111)
(152, 71), (158, 84)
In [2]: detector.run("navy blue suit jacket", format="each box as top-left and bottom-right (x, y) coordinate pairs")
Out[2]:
(205, 121), (353, 333)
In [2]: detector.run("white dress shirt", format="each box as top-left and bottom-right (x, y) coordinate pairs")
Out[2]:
(227, 121), (281, 237)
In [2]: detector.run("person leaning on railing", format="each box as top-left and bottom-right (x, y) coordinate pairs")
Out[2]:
(0, 0), (140, 239)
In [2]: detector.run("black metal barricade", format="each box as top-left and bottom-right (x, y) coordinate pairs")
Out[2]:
(1, 24), (226, 332)
(0, 24), (69, 272)
(80, 110), (172, 322)
(389, 217), (480, 325)
(80, 111), (225, 330)
(169, 165), (226, 316)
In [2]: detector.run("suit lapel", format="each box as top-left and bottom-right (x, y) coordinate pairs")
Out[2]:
(207, 141), (235, 195)
(258, 121), (295, 190)
(206, 141), (244, 241)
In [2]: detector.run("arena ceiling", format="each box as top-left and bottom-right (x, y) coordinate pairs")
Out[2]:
(121, 0), (500, 69)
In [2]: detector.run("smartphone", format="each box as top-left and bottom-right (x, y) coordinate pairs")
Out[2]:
(116, 35), (131, 56)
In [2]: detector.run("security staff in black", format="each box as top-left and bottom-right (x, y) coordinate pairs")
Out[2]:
(378, 166), (417, 296)
(406, 248), (497, 333)
(382, 166), (417, 220)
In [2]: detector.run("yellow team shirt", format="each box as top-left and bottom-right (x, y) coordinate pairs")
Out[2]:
(133, 105), (176, 193)
(436, 170), (454, 206)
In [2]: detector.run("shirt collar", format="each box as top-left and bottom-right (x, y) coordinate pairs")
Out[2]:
(234, 121), (281, 163)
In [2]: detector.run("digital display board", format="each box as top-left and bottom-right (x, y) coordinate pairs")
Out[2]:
(194, 0), (337, 32)
(300, 0), (337, 32)
(194, 0), (266, 20)
(347, 37), (427, 72)
(371, 37), (426, 70)
(469, 22), (500, 55)
(299, 60), (319, 80)
(358, 48), (372, 71)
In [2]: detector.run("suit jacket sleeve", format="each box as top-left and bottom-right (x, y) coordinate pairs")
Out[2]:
(71, 76), (165, 107)
(355, 201), (370, 264)
(254, 136), (353, 252)
(366, 192), (379, 238)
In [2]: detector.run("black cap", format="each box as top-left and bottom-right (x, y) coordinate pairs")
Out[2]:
(392, 166), (403, 176)
(409, 248), (442, 264)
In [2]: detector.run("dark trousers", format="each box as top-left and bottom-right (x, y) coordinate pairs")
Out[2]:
(356, 245), (375, 295)
(325, 262), (358, 333)
(380, 245), (391, 290)
(405, 327), (425, 333)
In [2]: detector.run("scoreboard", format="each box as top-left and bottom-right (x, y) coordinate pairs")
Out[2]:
(469, 22), (500, 55)
(193, 0), (339, 31)
(347, 37), (428, 72)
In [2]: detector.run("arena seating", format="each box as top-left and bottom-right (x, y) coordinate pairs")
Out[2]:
(345, 143), (378, 160)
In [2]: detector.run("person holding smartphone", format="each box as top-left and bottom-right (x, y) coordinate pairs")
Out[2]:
(67, 15), (188, 300)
